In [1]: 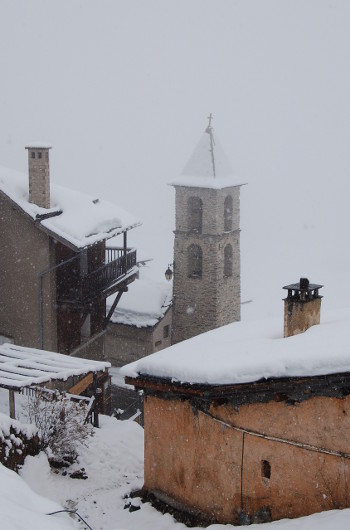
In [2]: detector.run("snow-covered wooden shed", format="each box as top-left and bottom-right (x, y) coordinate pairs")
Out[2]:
(0, 343), (111, 419)
(123, 284), (350, 525)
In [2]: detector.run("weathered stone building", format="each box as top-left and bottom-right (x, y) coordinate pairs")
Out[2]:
(105, 276), (172, 366)
(0, 145), (139, 360)
(170, 117), (244, 344)
(122, 280), (350, 525)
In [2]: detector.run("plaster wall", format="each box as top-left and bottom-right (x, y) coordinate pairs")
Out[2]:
(144, 393), (350, 524)
(0, 195), (57, 350)
(284, 298), (321, 337)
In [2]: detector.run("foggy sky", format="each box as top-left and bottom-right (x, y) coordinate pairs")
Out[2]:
(1, 0), (350, 321)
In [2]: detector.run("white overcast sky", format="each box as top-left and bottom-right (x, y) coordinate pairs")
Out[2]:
(1, 0), (350, 321)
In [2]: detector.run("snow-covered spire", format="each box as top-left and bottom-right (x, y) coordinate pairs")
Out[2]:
(169, 116), (243, 189)
(181, 114), (234, 180)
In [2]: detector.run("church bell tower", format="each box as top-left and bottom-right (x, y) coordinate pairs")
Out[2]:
(171, 116), (243, 344)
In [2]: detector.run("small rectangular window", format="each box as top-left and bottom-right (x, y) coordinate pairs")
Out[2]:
(163, 325), (170, 339)
(261, 460), (271, 480)
(31, 152), (35, 159)
(38, 152), (42, 159)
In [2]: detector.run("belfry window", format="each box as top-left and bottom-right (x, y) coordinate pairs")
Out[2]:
(188, 244), (202, 278)
(188, 196), (203, 233)
(224, 195), (233, 231)
(224, 244), (233, 277)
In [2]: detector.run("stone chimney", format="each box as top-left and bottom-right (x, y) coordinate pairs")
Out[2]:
(25, 144), (52, 208)
(283, 278), (323, 338)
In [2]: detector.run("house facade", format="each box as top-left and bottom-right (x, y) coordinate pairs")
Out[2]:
(0, 145), (139, 360)
(123, 280), (350, 525)
(105, 275), (172, 366)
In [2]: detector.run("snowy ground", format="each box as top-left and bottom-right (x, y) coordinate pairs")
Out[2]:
(0, 410), (348, 530)
(0, 387), (349, 529)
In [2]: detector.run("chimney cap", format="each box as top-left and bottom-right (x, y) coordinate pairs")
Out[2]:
(283, 279), (323, 292)
(25, 142), (52, 150)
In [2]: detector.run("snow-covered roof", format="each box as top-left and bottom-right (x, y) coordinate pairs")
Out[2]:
(108, 273), (172, 328)
(0, 343), (110, 389)
(0, 165), (140, 250)
(25, 142), (52, 149)
(122, 308), (350, 386)
(169, 124), (243, 189)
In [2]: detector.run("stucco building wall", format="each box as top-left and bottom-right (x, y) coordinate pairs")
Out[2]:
(143, 392), (350, 524)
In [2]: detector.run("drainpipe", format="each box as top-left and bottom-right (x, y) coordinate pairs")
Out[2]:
(39, 253), (80, 349)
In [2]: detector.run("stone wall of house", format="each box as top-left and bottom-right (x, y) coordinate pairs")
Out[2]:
(143, 392), (350, 525)
(0, 195), (57, 351)
(105, 309), (172, 366)
(172, 185), (241, 344)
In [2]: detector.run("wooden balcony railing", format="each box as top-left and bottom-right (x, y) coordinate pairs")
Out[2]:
(57, 247), (137, 303)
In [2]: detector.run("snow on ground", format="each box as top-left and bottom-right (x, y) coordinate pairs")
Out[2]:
(16, 413), (350, 530)
(0, 458), (76, 529)
(0, 384), (348, 530)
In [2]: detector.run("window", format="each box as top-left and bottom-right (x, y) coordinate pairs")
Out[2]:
(81, 314), (91, 340)
(224, 244), (233, 277)
(224, 195), (233, 231)
(163, 325), (170, 339)
(188, 244), (202, 278)
(261, 460), (271, 480)
(187, 196), (203, 233)
(31, 151), (35, 159)
(38, 152), (42, 159)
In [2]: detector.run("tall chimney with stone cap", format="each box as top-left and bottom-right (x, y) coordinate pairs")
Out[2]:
(25, 143), (52, 208)
(283, 278), (323, 338)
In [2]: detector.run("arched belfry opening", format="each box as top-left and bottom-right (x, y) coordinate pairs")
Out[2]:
(188, 196), (203, 233)
(188, 244), (203, 278)
(170, 114), (244, 344)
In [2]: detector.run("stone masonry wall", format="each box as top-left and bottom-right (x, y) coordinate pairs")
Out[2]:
(172, 185), (241, 344)
(27, 147), (50, 208)
(0, 195), (57, 351)
(105, 308), (172, 366)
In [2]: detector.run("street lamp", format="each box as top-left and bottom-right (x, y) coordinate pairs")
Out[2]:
(165, 263), (174, 281)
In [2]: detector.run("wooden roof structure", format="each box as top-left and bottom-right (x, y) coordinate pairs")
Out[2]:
(0, 343), (110, 390)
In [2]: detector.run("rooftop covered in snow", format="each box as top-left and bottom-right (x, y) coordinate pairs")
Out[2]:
(0, 165), (140, 251)
(169, 116), (244, 189)
(107, 273), (172, 328)
(0, 343), (110, 390)
(122, 308), (350, 387)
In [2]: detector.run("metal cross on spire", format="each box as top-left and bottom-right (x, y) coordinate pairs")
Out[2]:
(206, 113), (216, 178)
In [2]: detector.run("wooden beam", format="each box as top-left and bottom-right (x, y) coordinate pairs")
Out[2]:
(69, 373), (93, 395)
(104, 290), (125, 327)
(9, 390), (16, 419)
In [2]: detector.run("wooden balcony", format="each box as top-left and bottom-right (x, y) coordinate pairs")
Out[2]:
(57, 247), (137, 304)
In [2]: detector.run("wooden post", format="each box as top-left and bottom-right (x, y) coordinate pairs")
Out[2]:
(9, 390), (16, 419)
(123, 231), (127, 274)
